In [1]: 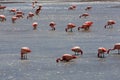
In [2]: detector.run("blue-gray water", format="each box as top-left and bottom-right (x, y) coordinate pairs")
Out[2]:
(1, 1), (120, 80)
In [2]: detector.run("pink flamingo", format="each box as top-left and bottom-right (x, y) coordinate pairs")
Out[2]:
(71, 46), (83, 55)
(107, 43), (120, 54)
(98, 47), (107, 58)
(9, 8), (18, 14)
(35, 5), (42, 15)
(15, 10), (24, 18)
(49, 21), (56, 30)
(78, 21), (93, 31)
(104, 20), (116, 28)
(21, 47), (31, 60)
(65, 23), (76, 32)
(32, 22), (38, 30)
(85, 6), (92, 11)
(0, 15), (6, 22)
(68, 5), (76, 10)
(79, 13), (89, 18)
(0, 5), (6, 10)
(27, 12), (34, 19)
(11, 16), (18, 23)
(56, 54), (77, 63)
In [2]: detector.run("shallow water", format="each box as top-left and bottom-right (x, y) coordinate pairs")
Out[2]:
(1, 1), (120, 80)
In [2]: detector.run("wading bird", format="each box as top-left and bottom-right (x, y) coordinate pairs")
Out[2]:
(71, 46), (83, 55)
(97, 47), (107, 58)
(49, 21), (56, 30)
(104, 20), (116, 28)
(107, 43), (120, 54)
(56, 54), (77, 63)
(65, 23), (76, 32)
(21, 47), (31, 60)
(32, 22), (38, 30)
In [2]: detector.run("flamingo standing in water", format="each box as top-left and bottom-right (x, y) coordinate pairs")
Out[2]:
(32, 22), (38, 30)
(107, 43), (120, 54)
(56, 54), (77, 63)
(27, 12), (34, 19)
(78, 21), (93, 31)
(65, 23), (76, 32)
(0, 15), (6, 22)
(104, 20), (116, 28)
(85, 6), (92, 11)
(15, 10), (24, 18)
(35, 5), (42, 15)
(0, 5), (6, 10)
(49, 21), (56, 30)
(79, 13), (89, 18)
(11, 16), (18, 23)
(98, 47), (107, 58)
(71, 46), (83, 55)
(68, 5), (76, 10)
(21, 47), (31, 60)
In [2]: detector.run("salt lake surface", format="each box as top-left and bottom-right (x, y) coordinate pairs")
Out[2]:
(1, 1), (120, 80)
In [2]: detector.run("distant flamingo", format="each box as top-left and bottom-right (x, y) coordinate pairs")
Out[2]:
(27, 12), (34, 19)
(0, 5), (6, 10)
(104, 20), (116, 28)
(32, 22), (38, 30)
(11, 16), (18, 23)
(15, 10), (24, 18)
(68, 5), (76, 10)
(71, 46), (83, 55)
(0, 15), (6, 22)
(21, 47), (31, 60)
(85, 6), (92, 11)
(79, 13), (89, 18)
(56, 54), (77, 63)
(78, 21), (93, 31)
(32, 2), (35, 8)
(65, 23), (76, 32)
(98, 47), (107, 58)
(35, 5), (42, 15)
(107, 43), (120, 54)
(49, 21), (56, 30)
(9, 8), (18, 14)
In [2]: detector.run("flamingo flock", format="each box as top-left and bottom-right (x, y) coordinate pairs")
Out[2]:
(0, 3), (119, 62)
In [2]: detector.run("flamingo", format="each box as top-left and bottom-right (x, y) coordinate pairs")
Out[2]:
(104, 20), (116, 28)
(21, 47), (31, 60)
(98, 47), (107, 58)
(107, 43), (120, 54)
(32, 22), (38, 30)
(0, 15), (6, 22)
(11, 16), (18, 23)
(15, 10), (24, 18)
(79, 13), (89, 18)
(49, 21), (56, 30)
(85, 6), (92, 11)
(71, 46), (83, 55)
(9, 8), (18, 14)
(27, 12), (34, 19)
(65, 23), (76, 32)
(56, 54), (77, 63)
(78, 21), (93, 31)
(35, 5), (42, 15)
(68, 5), (76, 10)
(0, 5), (6, 10)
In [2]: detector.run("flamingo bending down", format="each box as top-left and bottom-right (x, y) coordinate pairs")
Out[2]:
(56, 54), (77, 63)
(11, 16), (18, 23)
(85, 6), (92, 11)
(0, 5), (6, 10)
(0, 15), (6, 22)
(65, 23), (76, 32)
(78, 21), (93, 31)
(49, 22), (56, 30)
(27, 12), (34, 19)
(71, 46), (83, 55)
(79, 13), (89, 18)
(104, 20), (116, 28)
(35, 5), (42, 15)
(107, 43), (120, 54)
(21, 47), (31, 60)
(32, 22), (38, 30)
(98, 47), (107, 58)
(68, 5), (76, 10)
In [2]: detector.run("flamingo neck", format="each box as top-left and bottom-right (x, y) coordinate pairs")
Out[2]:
(56, 58), (62, 63)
